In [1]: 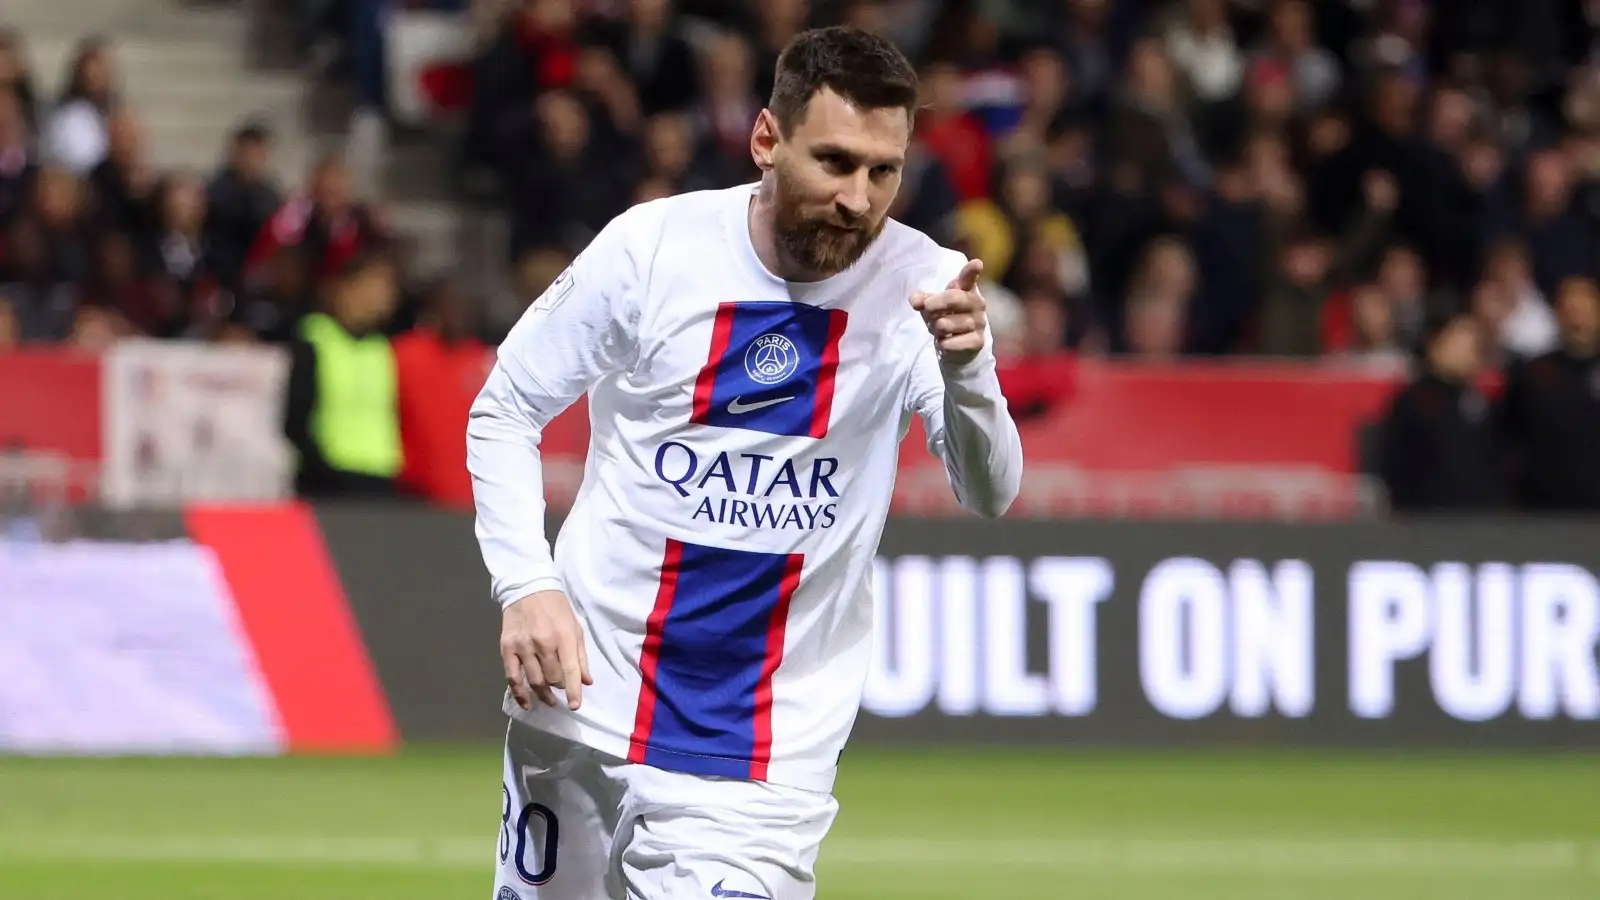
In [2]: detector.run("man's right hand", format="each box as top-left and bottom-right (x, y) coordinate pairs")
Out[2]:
(501, 590), (593, 711)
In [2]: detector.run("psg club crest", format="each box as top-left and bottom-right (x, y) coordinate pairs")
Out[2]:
(691, 301), (848, 439)
(744, 333), (799, 385)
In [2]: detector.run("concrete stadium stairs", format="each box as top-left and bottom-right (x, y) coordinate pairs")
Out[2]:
(8, 0), (313, 182)
(5, 0), (470, 280)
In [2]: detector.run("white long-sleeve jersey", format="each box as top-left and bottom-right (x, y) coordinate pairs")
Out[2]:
(468, 184), (1023, 792)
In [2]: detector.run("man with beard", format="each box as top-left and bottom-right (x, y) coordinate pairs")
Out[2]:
(467, 25), (1022, 900)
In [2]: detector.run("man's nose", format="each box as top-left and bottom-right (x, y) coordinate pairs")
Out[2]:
(835, 173), (871, 220)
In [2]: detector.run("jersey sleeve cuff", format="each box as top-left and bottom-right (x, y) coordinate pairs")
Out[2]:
(938, 343), (999, 383)
(496, 575), (567, 609)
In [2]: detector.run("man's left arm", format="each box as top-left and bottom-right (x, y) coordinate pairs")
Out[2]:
(905, 254), (1024, 518)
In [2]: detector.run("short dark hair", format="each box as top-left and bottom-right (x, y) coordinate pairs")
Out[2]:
(333, 245), (396, 285)
(768, 26), (918, 137)
(233, 120), (273, 146)
(1418, 293), (1471, 352)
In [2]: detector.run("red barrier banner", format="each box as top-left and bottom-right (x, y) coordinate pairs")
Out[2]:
(891, 361), (1401, 518)
(531, 360), (1404, 519)
(0, 351), (101, 499)
(532, 361), (1398, 467)
(1, 348), (1408, 518)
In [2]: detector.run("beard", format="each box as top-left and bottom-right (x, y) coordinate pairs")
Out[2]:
(771, 165), (886, 277)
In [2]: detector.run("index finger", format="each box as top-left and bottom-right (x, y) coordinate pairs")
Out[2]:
(947, 258), (983, 293)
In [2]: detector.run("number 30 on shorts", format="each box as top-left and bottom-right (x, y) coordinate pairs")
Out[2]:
(499, 785), (559, 885)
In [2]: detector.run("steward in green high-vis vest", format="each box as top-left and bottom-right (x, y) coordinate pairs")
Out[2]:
(283, 251), (404, 496)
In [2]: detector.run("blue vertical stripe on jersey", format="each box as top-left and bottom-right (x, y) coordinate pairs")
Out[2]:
(628, 538), (800, 779)
(689, 301), (848, 439)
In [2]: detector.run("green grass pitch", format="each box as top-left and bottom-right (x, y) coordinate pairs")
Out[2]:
(2, 747), (1597, 899)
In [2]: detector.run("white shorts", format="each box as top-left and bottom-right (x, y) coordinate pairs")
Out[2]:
(492, 718), (839, 900)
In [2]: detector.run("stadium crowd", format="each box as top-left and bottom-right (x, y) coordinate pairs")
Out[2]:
(1, 0), (1599, 512)
(456, 0), (1600, 365)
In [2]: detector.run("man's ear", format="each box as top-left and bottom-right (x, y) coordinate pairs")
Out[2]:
(750, 109), (780, 172)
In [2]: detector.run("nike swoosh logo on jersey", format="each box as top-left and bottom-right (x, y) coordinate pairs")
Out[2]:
(710, 880), (770, 900)
(726, 396), (795, 415)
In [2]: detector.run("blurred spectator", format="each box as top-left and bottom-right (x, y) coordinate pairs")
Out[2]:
(997, 47), (1077, 161)
(82, 231), (163, 337)
(1243, 128), (1304, 230)
(243, 155), (385, 289)
(748, 0), (809, 103)
(1378, 306), (1504, 513)
(233, 245), (315, 344)
(889, 140), (961, 246)
(915, 62), (993, 203)
(463, 0), (583, 173)
(838, 0), (887, 35)
(0, 216), (74, 342)
(1183, 158), (1262, 353)
(1163, 0), (1242, 106)
(1371, 241), (1427, 347)
(67, 303), (125, 352)
(1043, 114), (1094, 217)
(504, 89), (632, 260)
(690, 31), (763, 185)
(636, 111), (720, 194)
(297, 0), (338, 63)
(0, 294), (18, 352)
(41, 38), (118, 175)
(1209, 45), (1298, 161)
(1264, 168), (1397, 356)
(0, 30), (38, 130)
(207, 123), (284, 289)
(1257, 227), (1335, 357)
(0, 89), (32, 227)
(574, 44), (639, 134)
(1496, 147), (1598, 300)
(587, 0), (700, 116)
(28, 168), (91, 288)
(1052, 0), (1117, 114)
(283, 250), (403, 498)
(1121, 236), (1196, 359)
(1499, 276), (1600, 511)
(88, 110), (157, 238)
(1256, 0), (1340, 112)
(1335, 284), (1409, 371)
(1348, 0), (1429, 82)
(146, 172), (227, 340)
(959, 156), (1083, 288)
(395, 280), (492, 508)
(1104, 36), (1207, 192)
(1005, 230), (1089, 310)
(995, 320), (1080, 422)
(349, 0), (390, 111)
(1476, 238), (1560, 361)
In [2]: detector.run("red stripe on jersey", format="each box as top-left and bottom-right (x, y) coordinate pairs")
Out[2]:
(628, 538), (685, 761)
(690, 304), (739, 424)
(808, 309), (849, 439)
(749, 553), (803, 781)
